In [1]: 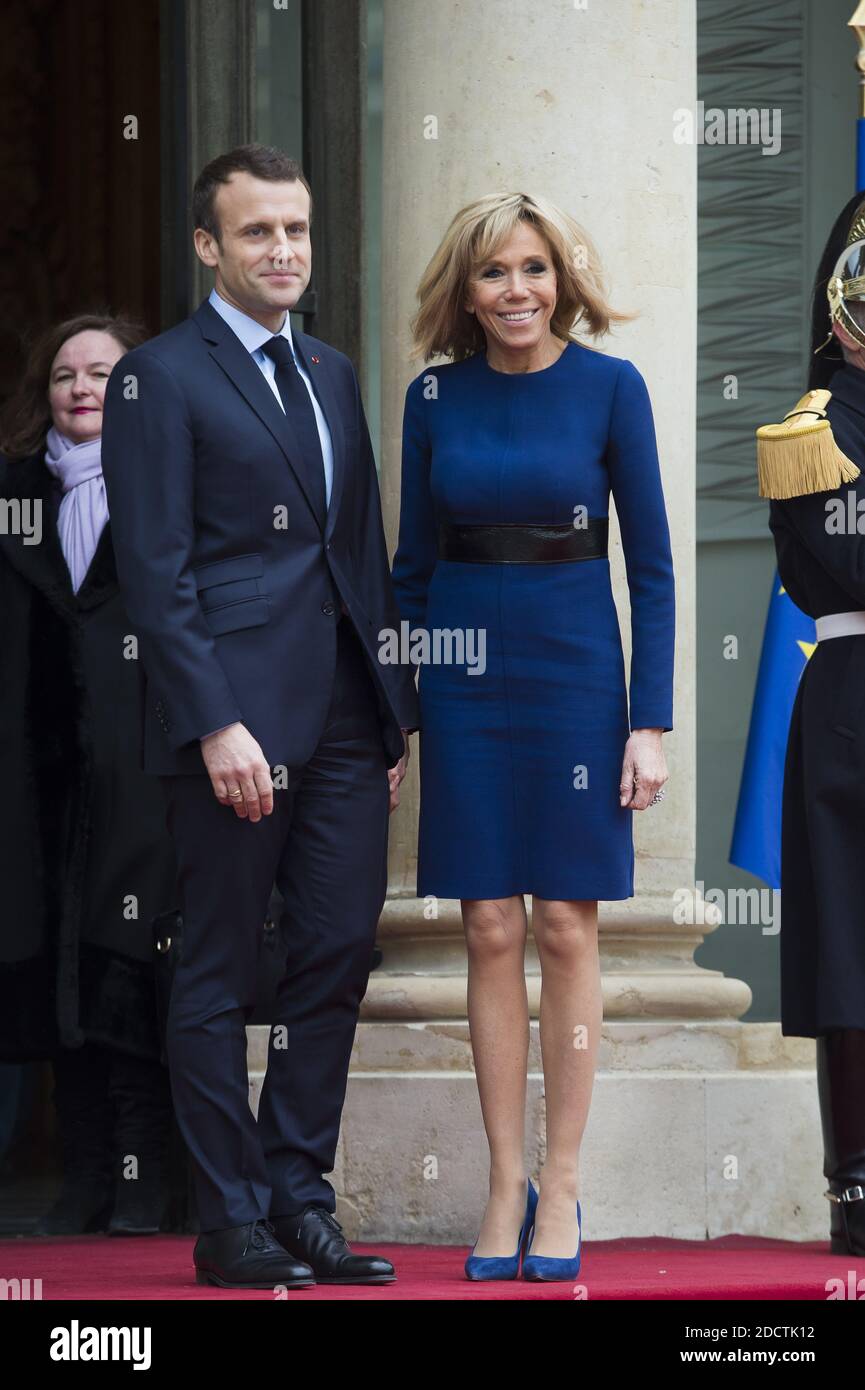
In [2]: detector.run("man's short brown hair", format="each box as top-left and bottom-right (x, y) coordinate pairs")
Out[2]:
(192, 144), (313, 245)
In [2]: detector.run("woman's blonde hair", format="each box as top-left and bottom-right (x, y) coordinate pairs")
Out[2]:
(410, 191), (632, 363)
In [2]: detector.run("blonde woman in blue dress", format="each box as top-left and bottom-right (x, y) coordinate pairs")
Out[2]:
(392, 193), (675, 1280)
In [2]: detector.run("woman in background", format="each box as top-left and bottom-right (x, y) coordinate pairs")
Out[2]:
(0, 313), (179, 1235)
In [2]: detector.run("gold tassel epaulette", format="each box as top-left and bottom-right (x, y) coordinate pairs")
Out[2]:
(756, 389), (861, 499)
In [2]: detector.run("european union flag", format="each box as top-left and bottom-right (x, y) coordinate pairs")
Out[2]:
(729, 572), (816, 888)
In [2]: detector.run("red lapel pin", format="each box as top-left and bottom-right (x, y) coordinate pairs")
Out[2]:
(311, 355), (320, 364)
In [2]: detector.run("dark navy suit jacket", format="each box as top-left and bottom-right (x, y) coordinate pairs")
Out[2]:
(100, 297), (419, 775)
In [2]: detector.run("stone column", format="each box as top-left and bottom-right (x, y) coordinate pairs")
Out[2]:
(364, 0), (748, 1027)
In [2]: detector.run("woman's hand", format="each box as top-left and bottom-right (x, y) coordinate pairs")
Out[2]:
(619, 728), (668, 810)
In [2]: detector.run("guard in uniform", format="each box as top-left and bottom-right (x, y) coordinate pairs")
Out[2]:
(758, 191), (865, 1257)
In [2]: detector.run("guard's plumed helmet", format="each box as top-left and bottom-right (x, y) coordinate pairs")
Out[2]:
(810, 191), (865, 389)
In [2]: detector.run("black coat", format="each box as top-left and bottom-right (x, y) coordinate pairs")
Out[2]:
(769, 363), (865, 1036)
(0, 450), (178, 1061)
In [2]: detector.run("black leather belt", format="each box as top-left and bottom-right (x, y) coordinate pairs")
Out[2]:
(437, 518), (609, 564)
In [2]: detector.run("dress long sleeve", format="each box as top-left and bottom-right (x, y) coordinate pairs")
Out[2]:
(391, 374), (439, 628)
(605, 359), (676, 732)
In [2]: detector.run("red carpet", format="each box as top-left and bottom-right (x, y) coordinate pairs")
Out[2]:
(2, 1233), (863, 1300)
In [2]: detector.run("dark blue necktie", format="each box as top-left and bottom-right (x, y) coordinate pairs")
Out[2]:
(262, 334), (327, 528)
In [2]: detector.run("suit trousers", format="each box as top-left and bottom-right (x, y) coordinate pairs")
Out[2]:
(159, 615), (390, 1232)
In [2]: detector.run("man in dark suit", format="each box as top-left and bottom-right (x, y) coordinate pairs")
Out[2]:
(101, 144), (419, 1288)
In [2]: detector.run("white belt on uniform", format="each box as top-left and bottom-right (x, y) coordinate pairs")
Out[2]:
(815, 610), (865, 641)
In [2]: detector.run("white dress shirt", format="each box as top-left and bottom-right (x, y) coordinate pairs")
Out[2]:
(207, 286), (334, 507)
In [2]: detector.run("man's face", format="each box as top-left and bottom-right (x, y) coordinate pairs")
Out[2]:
(194, 172), (312, 325)
(833, 318), (865, 367)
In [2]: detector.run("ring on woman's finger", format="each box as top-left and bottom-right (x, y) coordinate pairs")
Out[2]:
(228, 787), (243, 800)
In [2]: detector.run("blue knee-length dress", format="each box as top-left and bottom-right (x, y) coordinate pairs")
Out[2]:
(391, 341), (675, 901)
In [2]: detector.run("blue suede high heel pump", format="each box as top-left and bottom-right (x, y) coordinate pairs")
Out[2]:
(521, 1198), (582, 1281)
(464, 1179), (539, 1281)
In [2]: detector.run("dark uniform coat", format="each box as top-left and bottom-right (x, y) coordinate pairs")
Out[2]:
(769, 363), (865, 1036)
(0, 449), (178, 1061)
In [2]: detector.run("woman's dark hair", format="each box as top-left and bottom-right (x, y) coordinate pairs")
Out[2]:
(808, 190), (865, 391)
(192, 143), (313, 246)
(0, 311), (148, 461)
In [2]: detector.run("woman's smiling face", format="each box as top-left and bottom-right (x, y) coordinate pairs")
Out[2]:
(463, 221), (559, 361)
(48, 330), (125, 443)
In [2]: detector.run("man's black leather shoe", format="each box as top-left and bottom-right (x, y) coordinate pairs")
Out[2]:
(271, 1206), (396, 1285)
(194, 1219), (316, 1288)
(817, 1030), (865, 1255)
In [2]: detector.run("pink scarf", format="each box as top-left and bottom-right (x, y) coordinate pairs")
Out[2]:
(43, 426), (108, 593)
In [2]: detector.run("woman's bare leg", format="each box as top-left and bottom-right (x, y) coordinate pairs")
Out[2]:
(529, 897), (601, 1257)
(462, 894), (530, 1256)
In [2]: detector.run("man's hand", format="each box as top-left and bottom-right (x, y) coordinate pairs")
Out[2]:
(200, 722), (274, 821)
(387, 729), (412, 813)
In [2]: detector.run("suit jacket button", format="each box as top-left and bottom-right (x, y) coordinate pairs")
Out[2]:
(321, 601), (335, 615)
